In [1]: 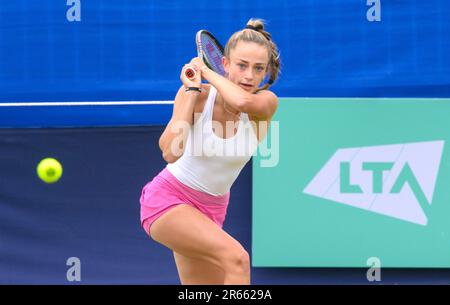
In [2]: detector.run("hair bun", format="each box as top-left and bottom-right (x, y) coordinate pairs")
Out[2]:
(245, 24), (259, 31)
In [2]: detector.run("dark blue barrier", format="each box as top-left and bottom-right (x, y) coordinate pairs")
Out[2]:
(1, 126), (450, 284)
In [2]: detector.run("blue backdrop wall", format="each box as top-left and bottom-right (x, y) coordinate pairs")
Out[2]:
(1, 0), (450, 105)
(1, 0), (450, 284)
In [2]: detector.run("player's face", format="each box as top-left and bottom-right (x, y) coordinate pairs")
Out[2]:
(223, 41), (270, 93)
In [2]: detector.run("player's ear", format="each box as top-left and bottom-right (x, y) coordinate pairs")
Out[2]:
(222, 56), (230, 74)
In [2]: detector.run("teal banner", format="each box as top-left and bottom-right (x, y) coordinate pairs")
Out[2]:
(253, 98), (450, 267)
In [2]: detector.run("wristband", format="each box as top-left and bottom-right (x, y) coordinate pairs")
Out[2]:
(185, 87), (201, 93)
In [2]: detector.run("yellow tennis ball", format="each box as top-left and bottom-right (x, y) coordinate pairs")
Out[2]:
(37, 158), (63, 184)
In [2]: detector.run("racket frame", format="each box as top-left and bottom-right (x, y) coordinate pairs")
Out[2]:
(185, 30), (225, 80)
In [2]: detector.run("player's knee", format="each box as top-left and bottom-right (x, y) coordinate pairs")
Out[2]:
(221, 247), (250, 275)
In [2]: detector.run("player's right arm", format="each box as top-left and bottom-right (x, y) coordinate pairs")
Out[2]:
(159, 63), (202, 163)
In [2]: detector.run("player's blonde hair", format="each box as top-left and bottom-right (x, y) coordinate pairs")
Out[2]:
(224, 18), (281, 90)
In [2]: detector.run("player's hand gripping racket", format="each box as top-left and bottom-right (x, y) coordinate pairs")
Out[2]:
(185, 30), (225, 80)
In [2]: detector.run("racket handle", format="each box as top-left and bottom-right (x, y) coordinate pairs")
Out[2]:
(185, 67), (196, 80)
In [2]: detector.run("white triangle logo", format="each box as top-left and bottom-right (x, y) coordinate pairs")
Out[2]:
(303, 141), (444, 226)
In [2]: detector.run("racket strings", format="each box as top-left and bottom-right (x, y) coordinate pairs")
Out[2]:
(200, 36), (225, 76)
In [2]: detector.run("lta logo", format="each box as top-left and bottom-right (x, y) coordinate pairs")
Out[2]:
(303, 141), (444, 226)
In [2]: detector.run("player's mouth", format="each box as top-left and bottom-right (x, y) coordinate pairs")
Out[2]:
(239, 83), (253, 91)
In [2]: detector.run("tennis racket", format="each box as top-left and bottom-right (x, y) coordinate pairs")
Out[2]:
(185, 30), (225, 80)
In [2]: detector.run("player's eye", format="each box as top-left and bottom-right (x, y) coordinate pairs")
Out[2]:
(238, 63), (246, 69)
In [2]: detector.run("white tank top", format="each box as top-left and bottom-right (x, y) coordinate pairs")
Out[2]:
(166, 86), (259, 196)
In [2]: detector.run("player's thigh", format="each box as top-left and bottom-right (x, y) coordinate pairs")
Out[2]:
(173, 251), (225, 285)
(150, 203), (245, 269)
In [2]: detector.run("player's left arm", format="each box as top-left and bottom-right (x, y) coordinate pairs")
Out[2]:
(198, 62), (278, 120)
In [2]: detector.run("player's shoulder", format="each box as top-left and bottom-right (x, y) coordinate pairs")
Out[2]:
(255, 89), (278, 110)
(255, 89), (278, 99)
(249, 89), (278, 121)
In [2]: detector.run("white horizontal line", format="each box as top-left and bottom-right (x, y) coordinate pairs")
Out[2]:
(0, 101), (174, 107)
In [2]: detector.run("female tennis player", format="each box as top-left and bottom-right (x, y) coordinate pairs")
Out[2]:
(140, 19), (280, 285)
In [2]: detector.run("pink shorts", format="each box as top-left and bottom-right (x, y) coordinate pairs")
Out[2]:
(139, 167), (230, 236)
